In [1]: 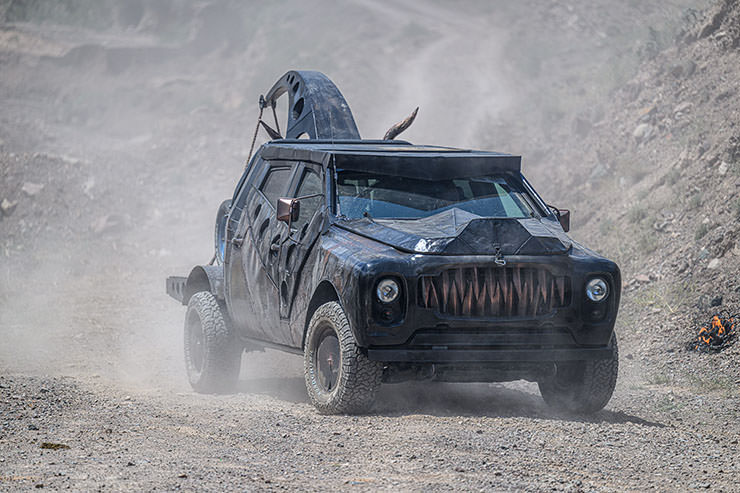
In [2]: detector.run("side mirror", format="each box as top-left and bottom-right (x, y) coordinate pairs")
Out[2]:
(277, 197), (300, 224)
(556, 209), (571, 232)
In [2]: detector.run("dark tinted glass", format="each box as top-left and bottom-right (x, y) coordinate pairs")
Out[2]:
(260, 167), (292, 209)
(336, 171), (533, 219)
(294, 169), (323, 230)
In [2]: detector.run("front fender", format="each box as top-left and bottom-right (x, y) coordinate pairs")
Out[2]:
(317, 228), (409, 347)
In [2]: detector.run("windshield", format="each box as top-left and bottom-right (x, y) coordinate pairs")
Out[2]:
(336, 170), (535, 219)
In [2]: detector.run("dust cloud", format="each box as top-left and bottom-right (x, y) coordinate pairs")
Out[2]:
(0, 0), (702, 400)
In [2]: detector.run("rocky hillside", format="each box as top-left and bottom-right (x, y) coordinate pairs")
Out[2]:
(527, 0), (740, 389)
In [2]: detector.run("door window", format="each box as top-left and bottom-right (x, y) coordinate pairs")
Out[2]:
(260, 167), (292, 209)
(293, 169), (323, 231)
(228, 157), (267, 240)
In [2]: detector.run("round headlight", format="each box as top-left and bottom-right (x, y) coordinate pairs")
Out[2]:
(376, 278), (400, 303)
(585, 278), (609, 302)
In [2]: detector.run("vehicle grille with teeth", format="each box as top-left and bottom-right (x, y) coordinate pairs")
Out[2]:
(418, 266), (570, 318)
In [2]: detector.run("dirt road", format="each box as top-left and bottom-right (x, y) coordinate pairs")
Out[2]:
(3, 357), (739, 490)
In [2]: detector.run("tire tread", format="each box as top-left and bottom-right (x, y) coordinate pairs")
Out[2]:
(184, 291), (241, 393)
(304, 301), (382, 414)
(538, 332), (619, 414)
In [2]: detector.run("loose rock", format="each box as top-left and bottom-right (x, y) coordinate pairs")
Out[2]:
(21, 182), (45, 196)
(633, 123), (653, 142)
(1, 198), (18, 216)
(673, 102), (693, 116)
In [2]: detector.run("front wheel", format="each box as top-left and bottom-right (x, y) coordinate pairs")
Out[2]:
(538, 332), (619, 414)
(304, 302), (383, 414)
(184, 291), (242, 393)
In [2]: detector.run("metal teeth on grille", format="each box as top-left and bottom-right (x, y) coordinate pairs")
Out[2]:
(419, 266), (569, 317)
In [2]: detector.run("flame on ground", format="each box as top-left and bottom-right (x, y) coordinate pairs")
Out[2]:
(691, 313), (737, 353)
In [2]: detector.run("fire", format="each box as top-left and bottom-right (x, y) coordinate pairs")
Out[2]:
(691, 313), (737, 352)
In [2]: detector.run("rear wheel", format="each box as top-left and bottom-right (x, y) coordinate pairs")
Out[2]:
(184, 291), (242, 393)
(538, 333), (619, 414)
(304, 302), (382, 414)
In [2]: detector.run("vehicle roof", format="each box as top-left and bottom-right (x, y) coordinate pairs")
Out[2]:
(259, 140), (521, 179)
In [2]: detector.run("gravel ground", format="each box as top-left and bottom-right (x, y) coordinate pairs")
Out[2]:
(1, 368), (738, 492)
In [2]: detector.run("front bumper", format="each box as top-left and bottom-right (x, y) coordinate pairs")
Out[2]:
(351, 254), (621, 362)
(366, 324), (616, 363)
(367, 346), (614, 363)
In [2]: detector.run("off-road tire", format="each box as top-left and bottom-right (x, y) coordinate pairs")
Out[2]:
(184, 291), (241, 393)
(304, 301), (383, 414)
(538, 332), (619, 414)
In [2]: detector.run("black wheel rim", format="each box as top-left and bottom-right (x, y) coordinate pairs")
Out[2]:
(315, 328), (340, 392)
(186, 312), (205, 373)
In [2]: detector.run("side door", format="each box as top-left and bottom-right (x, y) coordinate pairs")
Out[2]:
(244, 161), (297, 343)
(225, 156), (267, 340)
(274, 164), (326, 327)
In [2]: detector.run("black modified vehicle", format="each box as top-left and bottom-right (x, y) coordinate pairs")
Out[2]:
(167, 71), (620, 414)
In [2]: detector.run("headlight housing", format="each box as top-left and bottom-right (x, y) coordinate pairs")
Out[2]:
(376, 278), (400, 303)
(585, 277), (609, 302)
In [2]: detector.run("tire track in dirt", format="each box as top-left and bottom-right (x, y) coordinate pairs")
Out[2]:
(347, 0), (511, 146)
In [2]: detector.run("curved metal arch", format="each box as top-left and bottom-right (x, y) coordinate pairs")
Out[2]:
(263, 70), (360, 140)
(183, 265), (224, 304)
(301, 279), (340, 348)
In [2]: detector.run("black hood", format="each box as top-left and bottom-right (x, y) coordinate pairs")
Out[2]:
(337, 208), (572, 256)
